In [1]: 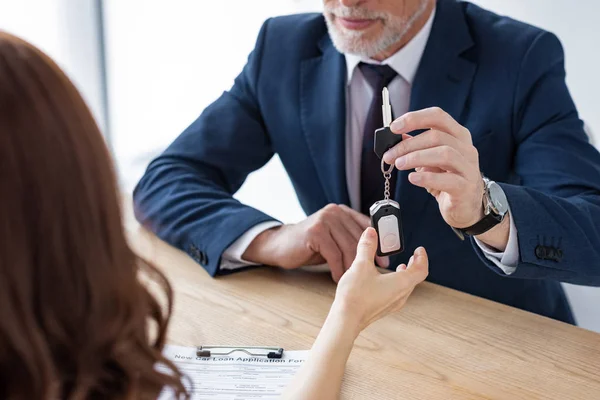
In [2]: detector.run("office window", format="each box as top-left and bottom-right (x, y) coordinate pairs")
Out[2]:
(0, 0), (108, 134)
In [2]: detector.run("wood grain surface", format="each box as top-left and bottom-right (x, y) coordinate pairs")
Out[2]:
(129, 226), (600, 399)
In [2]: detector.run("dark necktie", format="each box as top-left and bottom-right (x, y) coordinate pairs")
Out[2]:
(359, 63), (398, 215)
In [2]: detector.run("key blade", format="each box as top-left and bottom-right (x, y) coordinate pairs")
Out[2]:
(382, 87), (392, 127)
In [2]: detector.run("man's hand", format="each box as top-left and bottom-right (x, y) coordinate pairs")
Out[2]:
(383, 107), (485, 229)
(243, 204), (389, 282)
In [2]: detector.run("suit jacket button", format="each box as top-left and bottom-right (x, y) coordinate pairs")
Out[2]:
(188, 245), (202, 262)
(199, 252), (208, 265)
(535, 246), (547, 260)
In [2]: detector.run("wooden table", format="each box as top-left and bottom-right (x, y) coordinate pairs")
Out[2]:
(130, 227), (600, 399)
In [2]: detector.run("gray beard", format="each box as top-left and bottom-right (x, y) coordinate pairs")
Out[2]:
(324, 2), (429, 59)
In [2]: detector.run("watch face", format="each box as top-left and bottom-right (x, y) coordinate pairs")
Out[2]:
(488, 182), (509, 215)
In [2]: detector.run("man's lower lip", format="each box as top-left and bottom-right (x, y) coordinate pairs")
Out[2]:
(337, 17), (376, 30)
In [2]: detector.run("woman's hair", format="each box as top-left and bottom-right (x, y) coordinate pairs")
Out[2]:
(0, 32), (188, 399)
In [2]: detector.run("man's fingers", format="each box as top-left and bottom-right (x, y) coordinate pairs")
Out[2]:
(329, 222), (358, 271)
(354, 227), (378, 264)
(416, 166), (444, 174)
(383, 129), (471, 165)
(339, 204), (371, 229)
(338, 204), (367, 239)
(394, 146), (470, 176)
(408, 171), (467, 195)
(390, 107), (471, 143)
(315, 233), (344, 282)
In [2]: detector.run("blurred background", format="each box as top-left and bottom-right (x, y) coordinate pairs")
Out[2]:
(1, 0), (598, 331)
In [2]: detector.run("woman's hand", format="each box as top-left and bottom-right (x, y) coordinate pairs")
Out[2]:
(333, 227), (429, 331)
(283, 228), (428, 400)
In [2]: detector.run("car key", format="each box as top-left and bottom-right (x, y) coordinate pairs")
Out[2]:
(373, 87), (403, 159)
(370, 87), (404, 257)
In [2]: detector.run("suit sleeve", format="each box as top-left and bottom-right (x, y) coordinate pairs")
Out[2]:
(473, 31), (600, 285)
(133, 19), (279, 277)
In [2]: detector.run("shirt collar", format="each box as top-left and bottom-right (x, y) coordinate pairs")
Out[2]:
(345, 7), (436, 86)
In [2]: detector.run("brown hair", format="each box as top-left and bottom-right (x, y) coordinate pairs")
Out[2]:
(0, 32), (188, 399)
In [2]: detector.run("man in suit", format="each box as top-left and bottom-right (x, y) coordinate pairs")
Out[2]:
(134, 0), (600, 324)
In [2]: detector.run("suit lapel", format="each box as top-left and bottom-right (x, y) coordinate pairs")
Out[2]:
(395, 0), (477, 246)
(300, 34), (350, 206)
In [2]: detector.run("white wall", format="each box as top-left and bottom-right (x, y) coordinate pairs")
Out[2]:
(470, 0), (600, 145)
(105, 0), (600, 331)
(103, 0), (321, 218)
(104, 0), (324, 222)
(0, 0), (108, 133)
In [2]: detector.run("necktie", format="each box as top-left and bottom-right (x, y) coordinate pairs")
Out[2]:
(359, 63), (398, 215)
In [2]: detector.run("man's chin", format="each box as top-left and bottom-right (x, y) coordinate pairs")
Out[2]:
(329, 33), (380, 58)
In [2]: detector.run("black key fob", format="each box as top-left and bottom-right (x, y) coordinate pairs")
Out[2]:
(374, 127), (431, 160)
(374, 126), (402, 160)
(369, 199), (404, 257)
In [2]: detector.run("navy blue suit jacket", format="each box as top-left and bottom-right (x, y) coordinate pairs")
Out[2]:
(134, 0), (600, 323)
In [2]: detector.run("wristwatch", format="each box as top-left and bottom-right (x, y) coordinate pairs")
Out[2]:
(456, 176), (509, 237)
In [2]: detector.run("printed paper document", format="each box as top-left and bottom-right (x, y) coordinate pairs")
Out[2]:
(159, 344), (308, 399)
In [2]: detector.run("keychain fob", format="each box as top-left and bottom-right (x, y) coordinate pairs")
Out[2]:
(370, 199), (404, 257)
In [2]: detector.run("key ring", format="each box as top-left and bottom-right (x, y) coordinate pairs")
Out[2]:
(381, 158), (394, 175)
